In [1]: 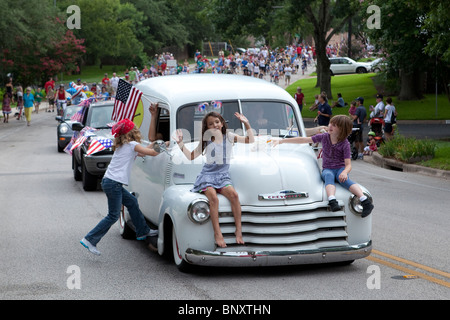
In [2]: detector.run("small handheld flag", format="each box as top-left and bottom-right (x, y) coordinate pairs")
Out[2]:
(112, 79), (143, 122)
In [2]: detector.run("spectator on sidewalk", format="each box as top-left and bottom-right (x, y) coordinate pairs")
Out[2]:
(352, 97), (367, 159)
(294, 87), (305, 112)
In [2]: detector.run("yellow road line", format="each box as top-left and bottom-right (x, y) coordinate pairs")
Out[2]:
(367, 250), (450, 289)
(372, 249), (450, 279)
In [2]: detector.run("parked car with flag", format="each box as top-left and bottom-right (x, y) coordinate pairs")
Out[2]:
(120, 74), (373, 271)
(69, 101), (115, 191)
(56, 105), (82, 152)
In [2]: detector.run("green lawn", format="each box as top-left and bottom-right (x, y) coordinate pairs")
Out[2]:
(287, 73), (450, 120)
(419, 140), (450, 171)
(61, 65), (126, 84)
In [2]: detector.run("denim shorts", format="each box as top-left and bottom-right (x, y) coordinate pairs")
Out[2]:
(321, 167), (356, 190)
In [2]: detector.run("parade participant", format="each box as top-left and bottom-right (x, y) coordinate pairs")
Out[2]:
(101, 73), (110, 86)
(23, 87), (34, 126)
(16, 86), (23, 120)
(44, 77), (55, 94)
(80, 119), (160, 256)
(56, 84), (67, 116)
(273, 115), (374, 217)
(46, 86), (55, 112)
(173, 111), (255, 248)
(34, 88), (43, 114)
(2, 92), (12, 123)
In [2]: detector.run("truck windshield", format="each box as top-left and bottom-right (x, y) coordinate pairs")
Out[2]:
(87, 105), (114, 129)
(177, 100), (299, 142)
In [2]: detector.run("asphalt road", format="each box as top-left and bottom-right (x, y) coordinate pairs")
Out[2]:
(1, 108), (449, 305)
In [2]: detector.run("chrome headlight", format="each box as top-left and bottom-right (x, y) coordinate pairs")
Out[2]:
(349, 193), (373, 216)
(187, 199), (210, 224)
(59, 123), (69, 134)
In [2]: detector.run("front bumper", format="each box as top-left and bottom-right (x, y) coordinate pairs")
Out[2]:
(184, 241), (372, 267)
(83, 154), (112, 175)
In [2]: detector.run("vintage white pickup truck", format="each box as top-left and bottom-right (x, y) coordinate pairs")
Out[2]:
(120, 74), (372, 271)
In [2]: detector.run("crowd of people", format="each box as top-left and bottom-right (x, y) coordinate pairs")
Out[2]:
(193, 44), (315, 86)
(2, 43), (395, 152)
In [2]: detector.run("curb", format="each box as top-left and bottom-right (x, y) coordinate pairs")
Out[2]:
(364, 152), (450, 180)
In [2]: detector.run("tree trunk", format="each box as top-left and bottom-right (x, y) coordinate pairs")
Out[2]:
(314, 32), (332, 98)
(398, 70), (423, 100)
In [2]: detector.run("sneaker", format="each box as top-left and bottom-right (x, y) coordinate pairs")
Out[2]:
(136, 228), (158, 241)
(361, 199), (374, 218)
(80, 238), (101, 256)
(328, 199), (341, 212)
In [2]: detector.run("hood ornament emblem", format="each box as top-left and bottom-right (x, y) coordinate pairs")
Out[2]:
(258, 190), (309, 200)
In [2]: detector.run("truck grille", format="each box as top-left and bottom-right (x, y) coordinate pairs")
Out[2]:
(218, 205), (348, 252)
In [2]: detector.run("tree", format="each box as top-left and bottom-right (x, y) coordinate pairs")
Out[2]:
(211, 1), (280, 48)
(60, 0), (147, 67)
(413, 0), (450, 101)
(299, 0), (360, 98)
(0, 0), (85, 86)
(210, 0), (360, 99)
(364, 0), (434, 100)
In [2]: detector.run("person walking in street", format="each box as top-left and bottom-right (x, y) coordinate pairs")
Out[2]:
(34, 87), (43, 114)
(2, 92), (12, 123)
(16, 86), (23, 121)
(23, 87), (34, 126)
(80, 119), (160, 256)
(46, 86), (55, 112)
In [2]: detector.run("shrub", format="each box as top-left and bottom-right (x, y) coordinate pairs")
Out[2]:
(378, 134), (436, 163)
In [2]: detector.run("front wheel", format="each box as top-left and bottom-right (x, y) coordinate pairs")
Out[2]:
(72, 154), (82, 181)
(172, 225), (192, 272)
(82, 158), (97, 191)
(356, 67), (367, 74)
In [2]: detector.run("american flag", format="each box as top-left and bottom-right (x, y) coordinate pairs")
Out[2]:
(112, 79), (143, 121)
(70, 136), (87, 151)
(87, 138), (113, 155)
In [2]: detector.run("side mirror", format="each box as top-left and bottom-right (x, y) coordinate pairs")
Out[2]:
(72, 122), (84, 131)
(55, 116), (62, 121)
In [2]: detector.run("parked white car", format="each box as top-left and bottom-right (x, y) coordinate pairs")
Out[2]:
(121, 74), (372, 271)
(329, 57), (372, 75)
(369, 58), (386, 73)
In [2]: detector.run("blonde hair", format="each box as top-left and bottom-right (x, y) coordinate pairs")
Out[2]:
(112, 126), (141, 151)
(330, 115), (353, 142)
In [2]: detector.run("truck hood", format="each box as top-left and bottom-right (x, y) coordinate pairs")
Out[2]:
(91, 128), (114, 140)
(170, 142), (324, 206)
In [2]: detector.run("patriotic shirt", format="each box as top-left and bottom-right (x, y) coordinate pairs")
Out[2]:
(104, 141), (139, 185)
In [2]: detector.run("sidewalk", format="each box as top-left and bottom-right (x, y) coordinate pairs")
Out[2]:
(363, 151), (450, 179)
